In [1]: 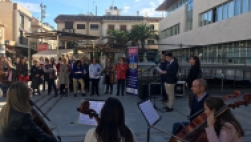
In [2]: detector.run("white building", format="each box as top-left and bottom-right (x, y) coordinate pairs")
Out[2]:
(156, 0), (251, 65)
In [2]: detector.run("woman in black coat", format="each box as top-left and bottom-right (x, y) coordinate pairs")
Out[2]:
(186, 56), (201, 108)
(30, 59), (44, 95)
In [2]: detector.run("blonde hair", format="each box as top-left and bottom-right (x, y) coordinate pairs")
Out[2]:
(0, 82), (31, 127)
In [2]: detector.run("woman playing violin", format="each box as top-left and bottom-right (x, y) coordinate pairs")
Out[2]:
(84, 97), (137, 142)
(0, 81), (59, 142)
(204, 97), (244, 142)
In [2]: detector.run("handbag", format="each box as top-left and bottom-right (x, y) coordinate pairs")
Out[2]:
(49, 72), (57, 80)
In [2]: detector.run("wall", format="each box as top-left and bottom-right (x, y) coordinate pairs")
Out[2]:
(0, 2), (13, 41)
(158, 0), (251, 51)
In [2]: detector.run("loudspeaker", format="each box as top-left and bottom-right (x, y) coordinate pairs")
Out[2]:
(138, 83), (149, 100)
(150, 84), (161, 95)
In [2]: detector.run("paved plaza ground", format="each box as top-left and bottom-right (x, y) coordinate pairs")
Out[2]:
(0, 85), (251, 142)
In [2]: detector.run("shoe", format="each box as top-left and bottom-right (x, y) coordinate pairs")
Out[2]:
(74, 94), (77, 97)
(166, 108), (173, 112)
(104, 92), (109, 94)
(122, 93), (124, 96)
(110, 91), (113, 95)
(65, 89), (68, 97)
(116, 93), (119, 96)
(90, 94), (94, 96)
(97, 94), (99, 96)
(82, 93), (86, 96)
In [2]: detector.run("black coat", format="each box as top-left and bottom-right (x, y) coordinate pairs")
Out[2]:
(0, 109), (58, 142)
(30, 65), (44, 88)
(165, 60), (179, 84)
(186, 65), (201, 89)
(18, 63), (28, 76)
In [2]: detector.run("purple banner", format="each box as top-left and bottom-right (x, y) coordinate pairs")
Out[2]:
(126, 47), (138, 96)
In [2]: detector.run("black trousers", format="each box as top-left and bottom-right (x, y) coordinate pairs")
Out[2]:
(43, 80), (46, 91)
(47, 79), (56, 94)
(117, 79), (125, 95)
(91, 79), (100, 95)
(105, 75), (113, 92)
(69, 75), (73, 91)
(84, 74), (89, 91)
(161, 81), (168, 100)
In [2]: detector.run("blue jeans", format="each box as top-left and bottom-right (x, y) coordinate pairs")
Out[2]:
(172, 121), (189, 135)
(0, 83), (9, 95)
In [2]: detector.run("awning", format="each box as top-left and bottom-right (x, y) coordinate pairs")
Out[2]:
(32, 49), (83, 58)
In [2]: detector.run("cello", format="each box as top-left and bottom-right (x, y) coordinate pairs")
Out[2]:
(169, 94), (251, 142)
(29, 100), (61, 142)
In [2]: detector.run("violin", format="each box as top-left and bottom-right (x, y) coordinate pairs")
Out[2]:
(29, 100), (61, 142)
(222, 90), (241, 101)
(169, 93), (251, 142)
(77, 100), (100, 124)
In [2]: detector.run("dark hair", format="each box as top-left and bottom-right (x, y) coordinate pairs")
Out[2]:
(74, 60), (81, 67)
(96, 97), (134, 142)
(205, 97), (244, 137)
(190, 56), (201, 68)
(165, 52), (173, 57)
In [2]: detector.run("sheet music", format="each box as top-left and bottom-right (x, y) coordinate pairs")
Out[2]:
(155, 67), (163, 73)
(139, 100), (160, 125)
(78, 100), (105, 125)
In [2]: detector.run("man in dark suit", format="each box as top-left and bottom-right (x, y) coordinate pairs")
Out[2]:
(159, 53), (168, 102)
(161, 53), (179, 112)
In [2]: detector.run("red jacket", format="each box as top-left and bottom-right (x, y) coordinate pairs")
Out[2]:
(116, 63), (128, 79)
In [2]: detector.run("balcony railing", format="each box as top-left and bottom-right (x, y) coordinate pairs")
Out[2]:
(19, 37), (28, 45)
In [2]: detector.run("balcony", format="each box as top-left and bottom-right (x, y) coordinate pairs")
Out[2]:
(62, 28), (75, 33)
(19, 36), (28, 45)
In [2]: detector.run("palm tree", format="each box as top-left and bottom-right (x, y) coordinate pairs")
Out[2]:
(103, 29), (130, 46)
(129, 23), (159, 49)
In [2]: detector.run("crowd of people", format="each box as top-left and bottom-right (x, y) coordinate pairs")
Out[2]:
(0, 52), (245, 142)
(0, 53), (129, 98)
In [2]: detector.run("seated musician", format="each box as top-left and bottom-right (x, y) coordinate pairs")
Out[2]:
(0, 82), (59, 142)
(204, 96), (244, 142)
(84, 97), (137, 142)
(173, 78), (209, 134)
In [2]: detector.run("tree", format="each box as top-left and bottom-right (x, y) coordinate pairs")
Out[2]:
(66, 41), (78, 49)
(129, 23), (159, 49)
(103, 29), (130, 46)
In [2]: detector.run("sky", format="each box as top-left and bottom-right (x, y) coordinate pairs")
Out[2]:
(13, 0), (165, 28)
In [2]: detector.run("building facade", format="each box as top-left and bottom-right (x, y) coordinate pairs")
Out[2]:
(0, 0), (33, 56)
(0, 23), (5, 55)
(156, 0), (251, 84)
(55, 14), (162, 62)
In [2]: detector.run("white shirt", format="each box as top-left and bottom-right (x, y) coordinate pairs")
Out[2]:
(84, 128), (137, 142)
(89, 63), (102, 79)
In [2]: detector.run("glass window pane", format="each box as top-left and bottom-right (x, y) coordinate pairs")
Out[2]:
(228, 0), (234, 18)
(249, 0), (251, 11)
(203, 13), (207, 25)
(223, 4), (228, 19)
(235, 0), (241, 15)
(241, 0), (248, 13)
(208, 10), (212, 24)
(217, 6), (223, 21)
(247, 41), (251, 64)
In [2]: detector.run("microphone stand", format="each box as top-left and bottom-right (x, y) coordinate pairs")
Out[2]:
(149, 125), (189, 142)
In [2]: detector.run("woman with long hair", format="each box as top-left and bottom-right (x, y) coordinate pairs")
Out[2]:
(58, 57), (71, 97)
(30, 59), (43, 95)
(84, 97), (137, 142)
(103, 57), (116, 94)
(204, 97), (244, 142)
(186, 55), (201, 108)
(18, 57), (29, 82)
(0, 82), (59, 142)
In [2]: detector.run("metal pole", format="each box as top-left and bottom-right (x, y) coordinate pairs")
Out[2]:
(147, 126), (150, 142)
(92, 40), (95, 58)
(57, 35), (59, 60)
(28, 38), (31, 69)
(65, 41), (67, 49)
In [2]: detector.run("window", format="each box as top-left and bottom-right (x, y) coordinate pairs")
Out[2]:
(150, 24), (154, 29)
(200, 10), (213, 26)
(77, 24), (85, 29)
(241, 0), (248, 13)
(208, 10), (212, 24)
(161, 24), (179, 38)
(235, 0), (241, 15)
(20, 15), (24, 28)
(223, 4), (228, 20)
(120, 25), (126, 31)
(90, 24), (99, 30)
(147, 40), (154, 44)
(228, 0), (234, 18)
(217, 6), (223, 21)
(249, 0), (251, 11)
(65, 21), (73, 29)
